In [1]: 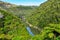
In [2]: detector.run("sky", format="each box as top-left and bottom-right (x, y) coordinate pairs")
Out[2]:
(0, 0), (47, 6)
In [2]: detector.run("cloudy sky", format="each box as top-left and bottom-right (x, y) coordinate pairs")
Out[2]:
(0, 0), (47, 6)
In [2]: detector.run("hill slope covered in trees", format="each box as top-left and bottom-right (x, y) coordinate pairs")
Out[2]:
(27, 0), (60, 40)
(28, 0), (60, 28)
(0, 1), (37, 17)
(0, 0), (60, 40)
(0, 9), (31, 40)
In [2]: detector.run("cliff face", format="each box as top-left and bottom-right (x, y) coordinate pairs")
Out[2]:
(0, 1), (16, 9)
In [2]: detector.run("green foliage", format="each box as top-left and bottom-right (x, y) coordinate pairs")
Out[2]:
(0, 9), (30, 40)
(12, 36), (20, 40)
(56, 36), (60, 40)
(26, 0), (60, 40)
(27, 24), (60, 40)
(0, 0), (60, 40)
(27, 0), (60, 28)
(8, 6), (37, 18)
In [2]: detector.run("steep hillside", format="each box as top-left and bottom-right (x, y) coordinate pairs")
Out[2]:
(1, 0), (60, 40)
(26, 0), (60, 40)
(8, 6), (37, 17)
(28, 0), (60, 28)
(0, 9), (31, 40)
(0, 1), (37, 17)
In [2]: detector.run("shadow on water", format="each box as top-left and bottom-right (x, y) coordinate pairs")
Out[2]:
(30, 27), (40, 35)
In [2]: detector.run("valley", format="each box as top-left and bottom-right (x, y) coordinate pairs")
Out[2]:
(0, 0), (60, 40)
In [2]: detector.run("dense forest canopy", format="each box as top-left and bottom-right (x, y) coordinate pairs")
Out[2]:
(27, 0), (60, 28)
(0, 0), (60, 40)
(0, 9), (31, 40)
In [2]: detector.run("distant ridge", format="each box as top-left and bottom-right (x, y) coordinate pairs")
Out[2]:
(0, 1), (16, 8)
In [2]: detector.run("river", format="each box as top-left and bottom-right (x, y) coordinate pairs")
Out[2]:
(26, 26), (34, 36)
(20, 16), (35, 36)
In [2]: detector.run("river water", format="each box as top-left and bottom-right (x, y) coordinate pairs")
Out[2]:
(26, 26), (34, 36)
(20, 16), (34, 36)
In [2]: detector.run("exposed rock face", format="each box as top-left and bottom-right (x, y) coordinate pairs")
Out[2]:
(0, 12), (4, 18)
(0, 1), (16, 8)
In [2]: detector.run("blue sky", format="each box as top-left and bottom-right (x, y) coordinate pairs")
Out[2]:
(1, 0), (47, 6)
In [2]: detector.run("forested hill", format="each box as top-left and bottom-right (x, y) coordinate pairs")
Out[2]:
(0, 9), (31, 40)
(27, 0), (60, 40)
(0, 1), (37, 40)
(0, 0), (60, 40)
(27, 0), (60, 28)
(0, 1), (37, 17)
(8, 6), (37, 17)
